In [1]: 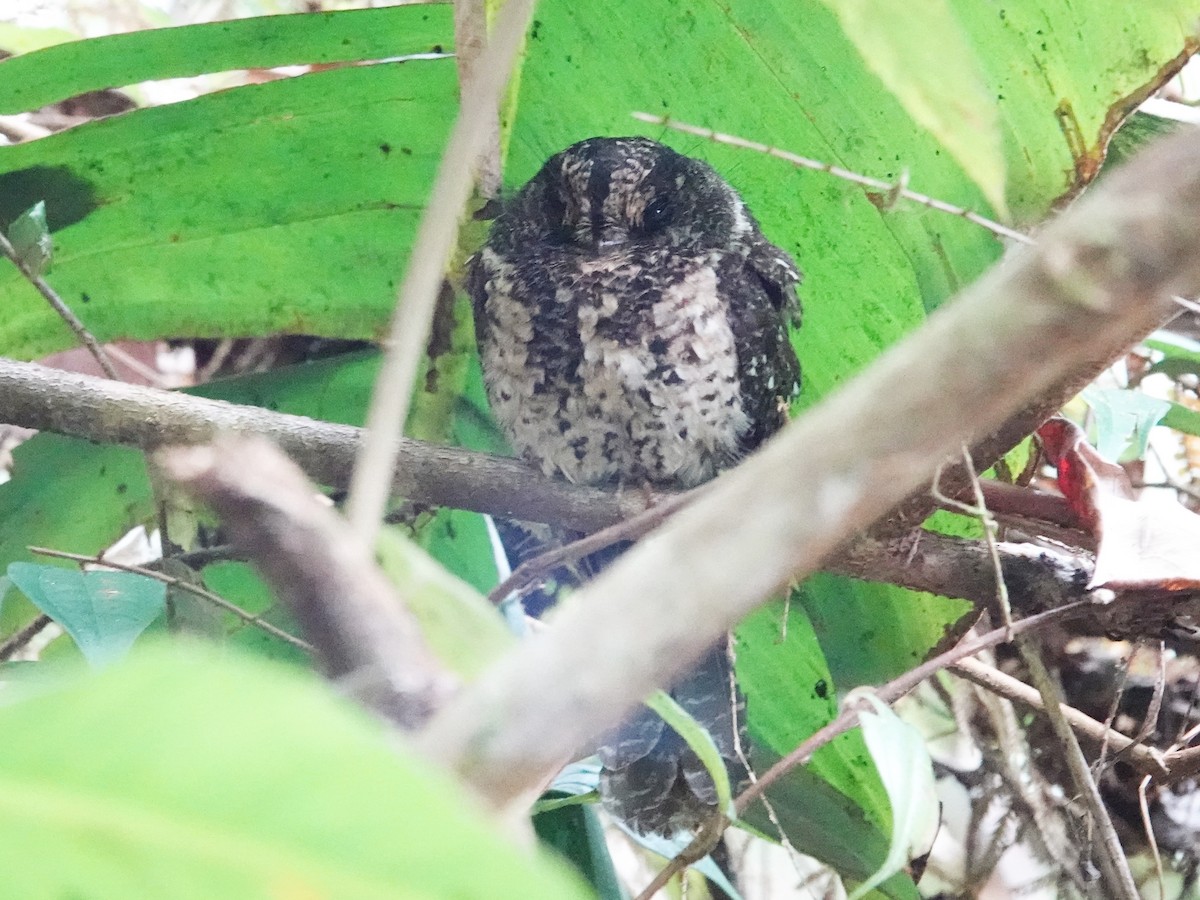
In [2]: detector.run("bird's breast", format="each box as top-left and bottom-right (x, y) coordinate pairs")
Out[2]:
(478, 247), (751, 488)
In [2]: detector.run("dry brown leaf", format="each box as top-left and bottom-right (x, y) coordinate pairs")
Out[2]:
(1038, 417), (1200, 590)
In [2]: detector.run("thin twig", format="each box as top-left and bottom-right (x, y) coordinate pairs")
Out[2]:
(0, 230), (119, 380)
(346, 0), (536, 542)
(0, 613), (51, 661)
(1138, 774), (1165, 900)
(632, 813), (726, 900)
(486, 487), (696, 604)
(932, 446), (1013, 633)
(733, 602), (1085, 815)
(27, 545), (312, 652)
(1016, 638), (1139, 900)
(631, 113), (1033, 245)
(951, 657), (1168, 778)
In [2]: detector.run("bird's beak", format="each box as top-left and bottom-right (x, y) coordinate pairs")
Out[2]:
(592, 226), (628, 253)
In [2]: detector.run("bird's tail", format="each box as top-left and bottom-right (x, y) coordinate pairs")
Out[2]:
(596, 640), (749, 836)
(495, 523), (750, 835)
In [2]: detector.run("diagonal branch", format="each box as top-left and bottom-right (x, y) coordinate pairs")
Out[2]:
(413, 128), (1200, 811)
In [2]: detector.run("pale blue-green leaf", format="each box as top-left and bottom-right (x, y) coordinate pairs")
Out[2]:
(1081, 387), (1171, 462)
(7, 563), (165, 667)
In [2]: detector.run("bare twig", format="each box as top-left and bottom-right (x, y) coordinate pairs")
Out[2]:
(346, 0), (536, 542)
(486, 487), (696, 604)
(632, 814), (726, 900)
(26, 545), (312, 652)
(950, 658), (1168, 778)
(0, 356), (647, 534)
(0, 230), (119, 380)
(453, 0), (502, 198)
(631, 113), (1034, 245)
(1016, 638), (1139, 899)
(160, 436), (457, 731)
(1138, 774), (1166, 900)
(4, 356), (1200, 646)
(0, 613), (51, 661)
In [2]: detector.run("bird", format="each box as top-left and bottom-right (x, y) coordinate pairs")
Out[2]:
(467, 136), (802, 836)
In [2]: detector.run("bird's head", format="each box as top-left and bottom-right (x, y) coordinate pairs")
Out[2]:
(514, 136), (752, 255)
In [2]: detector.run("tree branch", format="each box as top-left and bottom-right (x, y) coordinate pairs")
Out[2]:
(0, 356), (644, 533)
(157, 435), (456, 730)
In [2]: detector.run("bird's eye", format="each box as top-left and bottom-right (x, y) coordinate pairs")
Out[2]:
(641, 195), (671, 231)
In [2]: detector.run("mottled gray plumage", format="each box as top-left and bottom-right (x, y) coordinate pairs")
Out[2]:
(468, 136), (802, 834)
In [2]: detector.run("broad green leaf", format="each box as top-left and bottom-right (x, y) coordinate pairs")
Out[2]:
(375, 527), (512, 679)
(7, 200), (52, 276)
(0, 642), (592, 899)
(742, 747), (920, 899)
(846, 693), (939, 900)
(817, 0), (1006, 214)
(797, 575), (972, 695)
(0, 60), (456, 358)
(533, 803), (624, 900)
(0, 6), (452, 114)
(6, 563), (165, 667)
(736, 596), (920, 897)
(195, 561), (309, 666)
(737, 597), (889, 830)
(414, 506), (502, 597)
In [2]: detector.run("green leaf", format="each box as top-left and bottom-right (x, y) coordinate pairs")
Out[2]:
(0, 641), (592, 899)
(375, 526), (512, 679)
(743, 747), (920, 899)
(0, 6), (453, 114)
(194, 561), (309, 666)
(7, 200), (53, 276)
(415, 507), (502, 597)
(1146, 333), (1200, 380)
(644, 690), (733, 816)
(533, 803), (624, 900)
(816, 0), (1006, 214)
(1163, 400), (1200, 439)
(6, 563), (165, 667)
(0, 61), (457, 358)
(845, 694), (939, 900)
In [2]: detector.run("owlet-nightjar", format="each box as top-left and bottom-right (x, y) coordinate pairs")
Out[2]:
(467, 136), (801, 835)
